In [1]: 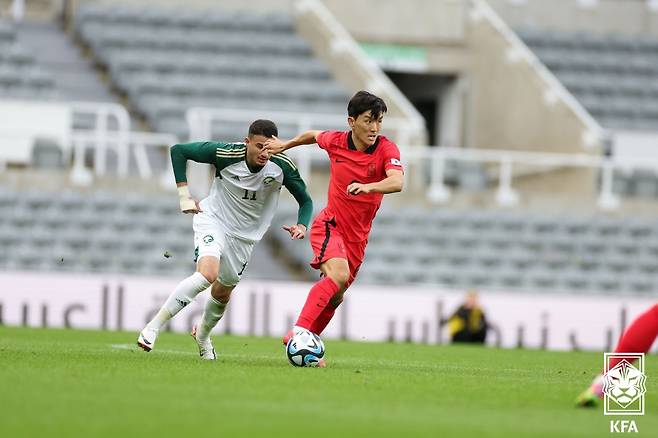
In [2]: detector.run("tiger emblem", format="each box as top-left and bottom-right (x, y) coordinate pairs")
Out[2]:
(603, 359), (647, 408)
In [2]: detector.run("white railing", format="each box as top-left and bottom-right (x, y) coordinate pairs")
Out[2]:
(69, 130), (178, 188)
(63, 102), (178, 189)
(469, 0), (604, 149)
(186, 107), (413, 180)
(68, 101), (131, 178)
(402, 145), (658, 210)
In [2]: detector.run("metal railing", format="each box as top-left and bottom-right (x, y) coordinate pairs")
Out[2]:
(186, 107), (414, 180)
(70, 130), (178, 188)
(401, 145), (658, 210)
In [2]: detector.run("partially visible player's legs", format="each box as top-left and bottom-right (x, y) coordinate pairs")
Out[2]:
(308, 242), (365, 335)
(137, 256), (217, 352)
(294, 257), (347, 331)
(309, 294), (343, 335)
(192, 281), (234, 360)
(192, 234), (253, 359)
(577, 303), (658, 407)
(609, 304), (658, 367)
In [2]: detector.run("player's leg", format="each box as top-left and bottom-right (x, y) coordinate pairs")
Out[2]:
(296, 256), (349, 329)
(137, 213), (222, 352)
(309, 240), (366, 335)
(577, 303), (658, 407)
(138, 256), (217, 351)
(191, 281), (234, 360)
(192, 235), (254, 359)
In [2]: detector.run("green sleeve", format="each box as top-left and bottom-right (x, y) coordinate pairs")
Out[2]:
(170, 142), (220, 184)
(276, 157), (313, 228)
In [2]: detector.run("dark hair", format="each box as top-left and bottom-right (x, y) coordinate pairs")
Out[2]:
(248, 119), (278, 138)
(347, 90), (388, 119)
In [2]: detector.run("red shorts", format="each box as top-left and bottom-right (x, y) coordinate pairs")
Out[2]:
(309, 210), (367, 289)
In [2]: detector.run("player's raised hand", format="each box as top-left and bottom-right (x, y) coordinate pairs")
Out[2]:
(282, 224), (306, 240)
(264, 136), (285, 155)
(347, 182), (371, 195)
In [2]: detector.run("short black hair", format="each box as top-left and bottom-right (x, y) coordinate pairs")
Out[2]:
(347, 90), (387, 120)
(248, 119), (278, 138)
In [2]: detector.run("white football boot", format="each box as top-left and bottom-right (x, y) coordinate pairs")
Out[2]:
(137, 326), (158, 352)
(191, 324), (217, 360)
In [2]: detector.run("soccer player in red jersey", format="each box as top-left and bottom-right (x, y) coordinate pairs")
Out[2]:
(265, 91), (404, 362)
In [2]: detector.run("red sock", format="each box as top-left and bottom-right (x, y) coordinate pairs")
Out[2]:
(609, 304), (658, 368)
(309, 302), (339, 335)
(295, 277), (340, 331)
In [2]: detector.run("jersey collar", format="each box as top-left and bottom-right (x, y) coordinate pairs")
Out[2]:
(348, 132), (379, 154)
(245, 156), (264, 174)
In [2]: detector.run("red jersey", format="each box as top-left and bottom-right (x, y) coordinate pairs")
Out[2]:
(316, 130), (404, 242)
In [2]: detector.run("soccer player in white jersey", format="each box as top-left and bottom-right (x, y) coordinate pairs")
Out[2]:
(137, 120), (313, 359)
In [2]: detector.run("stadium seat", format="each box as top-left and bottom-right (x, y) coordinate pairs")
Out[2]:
(75, 3), (348, 139)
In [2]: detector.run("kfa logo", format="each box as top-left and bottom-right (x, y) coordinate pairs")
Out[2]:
(610, 420), (638, 433)
(603, 353), (646, 415)
(603, 353), (646, 434)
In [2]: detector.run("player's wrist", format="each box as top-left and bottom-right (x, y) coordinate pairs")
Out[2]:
(177, 185), (196, 211)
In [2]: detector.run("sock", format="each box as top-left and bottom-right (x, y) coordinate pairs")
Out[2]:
(196, 296), (227, 342)
(295, 277), (340, 331)
(609, 304), (658, 369)
(309, 302), (340, 335)
(146, 272), (211, 330)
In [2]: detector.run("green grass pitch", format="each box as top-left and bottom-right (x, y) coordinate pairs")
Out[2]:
(1, 326), (656, 437)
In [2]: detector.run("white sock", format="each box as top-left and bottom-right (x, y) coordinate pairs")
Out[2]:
(196, 295), (228, 342)
(146, 272), (211, 331)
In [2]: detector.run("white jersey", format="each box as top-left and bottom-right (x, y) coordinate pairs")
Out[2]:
(171, 141), (310, 242)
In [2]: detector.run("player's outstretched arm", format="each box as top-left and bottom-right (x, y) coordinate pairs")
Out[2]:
(279, 157), (313, 239)
(170, 142), (218, 213)
(264, 130), (323, 155)
(347, 169), (404, 195)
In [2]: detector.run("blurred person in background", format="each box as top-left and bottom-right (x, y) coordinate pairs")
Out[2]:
(137, 119), (313, 360)
(442, 290), (489, 344)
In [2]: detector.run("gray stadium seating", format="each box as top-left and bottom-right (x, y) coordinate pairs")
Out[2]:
(74, 4), (350, 140)
(518, 29), (658, 131)
(0, 188), (295, 280)
(0, 20), (57, 99)
(518, 29), (658, 199)
(270, 207), (658, 295)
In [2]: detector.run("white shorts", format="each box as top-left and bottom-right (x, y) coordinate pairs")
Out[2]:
(193, 212), (256, 287)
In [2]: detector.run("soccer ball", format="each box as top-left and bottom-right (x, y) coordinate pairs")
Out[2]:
(286, 328), (325, 367)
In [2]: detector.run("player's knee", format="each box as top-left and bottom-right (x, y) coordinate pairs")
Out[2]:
(328, 269), (350, 289)
(197, 267), (218, 284)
